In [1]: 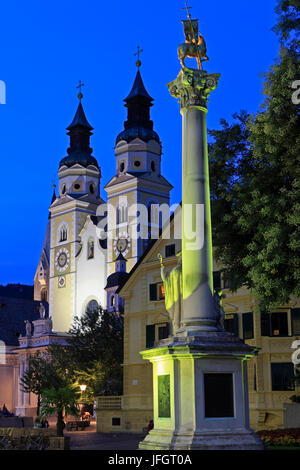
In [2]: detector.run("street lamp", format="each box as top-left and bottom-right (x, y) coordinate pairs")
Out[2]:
(79, 384), (87, 419)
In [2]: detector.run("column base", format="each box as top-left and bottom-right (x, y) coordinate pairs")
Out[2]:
(139, 428), (264, 450)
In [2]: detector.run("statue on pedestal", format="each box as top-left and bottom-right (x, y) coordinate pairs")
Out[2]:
(24, 320), (32, 337)
(213, 288), (225, 330)
(158, 252), (183, 332)
(178, 19), (209, 70)
(39, 302), (46, 319)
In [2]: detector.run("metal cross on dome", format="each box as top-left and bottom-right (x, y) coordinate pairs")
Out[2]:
(76, 80), (84, 100)
(182, 1), (193, 20)
(134, 46), (143, 69)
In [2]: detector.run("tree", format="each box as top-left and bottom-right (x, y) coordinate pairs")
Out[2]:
(20, 351), (65, 417)
(40, 385), (80, 437)
(66, 307), (124, 396)
(209, 0), (300, 310)
(209, 111), (256, 293)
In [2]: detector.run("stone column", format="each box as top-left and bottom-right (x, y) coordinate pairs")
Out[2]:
(167, 68), (220, 332)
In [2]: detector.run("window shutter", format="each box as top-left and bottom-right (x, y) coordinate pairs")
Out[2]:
(213, 271), (221, 290)
(224, 314), (239, 337)
(146, 324), (155, 348)
(149, 283), (157, 301)
(243, 312), (254, 339)
(260, 312), (270, 336)
(233, 314), (239, 337)
(292, 309), (300, 336)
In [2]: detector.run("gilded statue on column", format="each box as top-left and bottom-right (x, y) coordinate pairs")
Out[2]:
(158, 253), (183, 333)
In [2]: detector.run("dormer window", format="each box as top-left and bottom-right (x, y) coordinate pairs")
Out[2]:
(134, 160), (141, 168)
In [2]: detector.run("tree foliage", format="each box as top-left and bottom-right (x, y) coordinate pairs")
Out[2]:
(209, 0), (300, 310)
(40, 385), (80, 436)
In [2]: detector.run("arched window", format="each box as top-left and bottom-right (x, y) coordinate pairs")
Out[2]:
(87, 238), (94, 259)
(116, 205), (128, 225)
(59, 225), (68, 242)
(111, 295), (115, 307)
(41, 290), (47, 302)
(85, 299), (99, 314)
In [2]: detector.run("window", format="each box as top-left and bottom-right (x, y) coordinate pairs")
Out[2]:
(119, 162), (125, 172)
(112, 417), (121, 426)
(59, 225), (68, 242)
(85, 299), (99, 314)
(261, 312), (289, 337)
(146, 323), (170, 348)
(151, 161), (156, 172)
(204, 373), (234, 418)
(87, 239), (94, 259)
(149, 283), (165, 301)
(224, 314), (239, 337)
(146, 324), (155, 348)
(223, 274), (231, 289)
(134, 160), (141, 167)
(61, 184), (66, 195)
(242, 312), (254, 340)
(292, 309), (300, 335)
(271, 363), (295, 391)
(111, 295), (115, 307)
(116, 205), (128, 225)
(72, 181), (82, 191)
(41, 290), (47, 302)
(90, 183), (95, 194)
(213, 271), (221, 290)
(158, 323), (169, 340)
(165, 244), (175, 258)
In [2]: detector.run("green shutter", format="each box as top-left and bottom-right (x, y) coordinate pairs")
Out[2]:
(292, 309), (300, 336)
(243, 312), (254, 339)
(213, 271), (221, 290)
(146, 324), (155, 348)
(149, 283), (157, 301)
(261, 312), (270, 336)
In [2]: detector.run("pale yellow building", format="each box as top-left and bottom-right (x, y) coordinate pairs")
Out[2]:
(96, 212), (300, 433)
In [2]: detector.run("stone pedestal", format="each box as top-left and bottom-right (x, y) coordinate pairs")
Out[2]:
(139, 333), (264, 450)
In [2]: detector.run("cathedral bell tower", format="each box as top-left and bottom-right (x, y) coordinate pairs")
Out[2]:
(49, 91), (104, 332)
(105, 60), (173, 275)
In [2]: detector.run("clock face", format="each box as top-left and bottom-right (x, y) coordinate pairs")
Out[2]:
(117, 238), (128, 252)
(114, 233), (130, 256)
(55, 247), (70, 273)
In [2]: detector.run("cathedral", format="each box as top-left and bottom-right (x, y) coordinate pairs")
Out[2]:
(34, 66), (172, 332)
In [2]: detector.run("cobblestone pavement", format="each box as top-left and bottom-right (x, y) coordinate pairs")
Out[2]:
(64, 422), (146, 450)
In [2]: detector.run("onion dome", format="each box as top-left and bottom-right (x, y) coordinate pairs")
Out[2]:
(116, 69), (160, 145)
(59, 99), (99, 169)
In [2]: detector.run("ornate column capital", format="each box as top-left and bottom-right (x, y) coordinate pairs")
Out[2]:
(167, 67), (220, 112)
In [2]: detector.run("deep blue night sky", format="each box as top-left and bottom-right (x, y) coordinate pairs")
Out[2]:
(0, 0), (279, 285)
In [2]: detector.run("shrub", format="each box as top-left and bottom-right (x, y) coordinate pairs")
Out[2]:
(257, 428), (300, 447)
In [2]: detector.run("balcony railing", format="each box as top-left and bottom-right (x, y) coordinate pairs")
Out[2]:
(95, 396), (122, 410)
